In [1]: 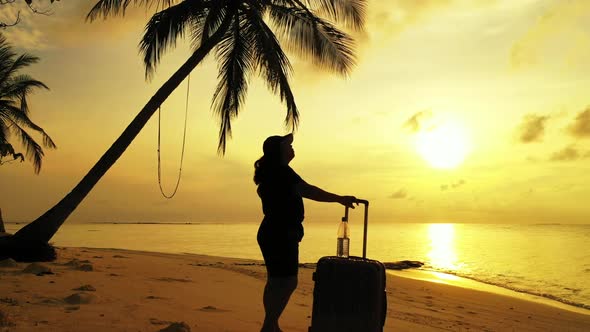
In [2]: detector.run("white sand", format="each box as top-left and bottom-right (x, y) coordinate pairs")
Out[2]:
(1, 247), (589, 331)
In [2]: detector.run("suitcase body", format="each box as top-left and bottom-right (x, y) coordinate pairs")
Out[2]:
(309, 256), (387, 332)
(309, 201), (387, 332)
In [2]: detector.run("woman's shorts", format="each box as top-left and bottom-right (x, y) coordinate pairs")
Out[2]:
(257, 220), (303, 278)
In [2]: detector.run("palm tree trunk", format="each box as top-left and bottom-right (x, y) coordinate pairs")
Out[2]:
(0, 208), (5, 233)
(10, 27), (228, 246)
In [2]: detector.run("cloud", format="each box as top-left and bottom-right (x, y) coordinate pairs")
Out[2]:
(367, 1), (524, 44)
(368, 0), (453, 42)
(567, 108), (590, 139)
(549, 145), (590, 162)
(0, 4), (44, 49)
(389, 189), (408, 199)
(517, 114), (550, 143)
(511, 0), (590, 69)
(452, 179), (466, 189)
(1, 1), (154, 50)
(402, 110), (432, 133)
(441, 179), (466, 191)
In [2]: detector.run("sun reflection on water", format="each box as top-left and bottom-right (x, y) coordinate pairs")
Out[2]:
(427, 224), (459, 270)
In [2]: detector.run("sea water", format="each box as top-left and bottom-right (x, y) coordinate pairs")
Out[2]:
(5, 222), (590, 311)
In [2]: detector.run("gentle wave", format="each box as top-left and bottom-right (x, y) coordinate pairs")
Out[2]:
(5, 222), (590, 312)
(423, 266), (590, 311)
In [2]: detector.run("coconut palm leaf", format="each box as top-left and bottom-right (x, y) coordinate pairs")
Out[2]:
(1, 114), (45, 173)
(269, 2), (356, 75)
(86, 0), (179, 21)
(244, 6), (298, 130)
(0, 104), (56, 149)
(0, 115), (9, 142)
(0, 75), (48, 112)
(301, 0), (366, 31)
(198, 0), (228, 46)
(0, 54), (40, 88)
(0, 35), (54, 173)
(139, 0), (209, 78)
(212, 7), (256, 153)
(0, 36), (14, 71)
(0, 75), (48, 96)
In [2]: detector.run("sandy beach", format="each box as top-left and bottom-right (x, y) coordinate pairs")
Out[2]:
(0, 247), (589, 332)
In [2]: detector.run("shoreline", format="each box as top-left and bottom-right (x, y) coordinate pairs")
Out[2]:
(2, 231), (588, 315)
(389, 269), (590, 315)
(118, 247), (590, 315)
(1, 247), (589, 331)
(67, 246), (590, 315)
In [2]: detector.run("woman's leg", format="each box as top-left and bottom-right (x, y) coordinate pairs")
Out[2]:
(261, 275), (298, 332)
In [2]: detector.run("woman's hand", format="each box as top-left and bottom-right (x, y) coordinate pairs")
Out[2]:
(339, 195), (360, 208)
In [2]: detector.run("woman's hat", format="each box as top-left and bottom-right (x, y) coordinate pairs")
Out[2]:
(263, 133), (293, 155)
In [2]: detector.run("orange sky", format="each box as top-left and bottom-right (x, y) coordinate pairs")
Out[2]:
(1, 0), (590, 224)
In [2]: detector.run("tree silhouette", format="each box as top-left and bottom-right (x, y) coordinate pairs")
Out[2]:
(0, 34), (55, 171)
(0, 0), (60, 28)
(0, 0), (366, 261)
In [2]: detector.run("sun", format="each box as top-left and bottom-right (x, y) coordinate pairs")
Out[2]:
(415, 121), (471, 169)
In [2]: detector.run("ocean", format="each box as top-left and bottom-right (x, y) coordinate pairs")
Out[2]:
(5, 222), (590, 311)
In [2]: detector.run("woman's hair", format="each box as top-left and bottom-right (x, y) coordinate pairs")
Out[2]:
(253, 152), (281, 185)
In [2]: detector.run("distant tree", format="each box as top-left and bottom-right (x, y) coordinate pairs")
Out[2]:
(0, 33), (55, 172)
(0, 0), (61, 28)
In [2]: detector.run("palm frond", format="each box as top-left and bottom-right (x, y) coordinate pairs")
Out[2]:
(269, 3), (356, 75)
(212, 8), (255, 154)
(2, 114), (44, 173)
(244, 6), (299, 130)
(0, 36), (18, 88)
(0, 105), (56, 149)
(0, 99), (17, 110)
(0, 75), (49, 112)
(139, 0), (209, 79)
(0, 33), (53, 173)
(198, 1), (228, 46)
(20, 91), (29, 116)
(0, 54), (40, 87)
(0, 35), (16, 69)
(0, 119), (8, 143)
(301, 0), (366, 31)
(86, 0), (179, 21)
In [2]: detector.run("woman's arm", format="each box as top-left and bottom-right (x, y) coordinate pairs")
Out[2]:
(296, 181), (359, 208)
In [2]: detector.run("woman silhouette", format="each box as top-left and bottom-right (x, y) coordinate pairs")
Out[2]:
(254, 133), (360, 332)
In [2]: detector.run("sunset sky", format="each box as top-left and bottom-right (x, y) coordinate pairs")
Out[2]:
(1, 0), (590, 225)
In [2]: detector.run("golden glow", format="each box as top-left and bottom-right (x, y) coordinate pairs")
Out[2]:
(415, 122), (471, 169)
(431, 271), (460, 281)
(2, 1), (590, 225)
(427, 224), (458, 270)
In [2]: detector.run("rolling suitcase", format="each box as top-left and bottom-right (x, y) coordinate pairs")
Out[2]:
(309, 200), (387, 332)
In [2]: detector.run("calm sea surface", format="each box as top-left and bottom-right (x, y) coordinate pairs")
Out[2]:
(6, 222), (590, 310)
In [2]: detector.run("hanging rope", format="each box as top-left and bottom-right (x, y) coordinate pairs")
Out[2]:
(157, 74), (191, 199)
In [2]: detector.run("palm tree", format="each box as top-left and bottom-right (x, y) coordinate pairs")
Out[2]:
(0, 34), (55, 244)
(0, 34), (55, 173)
(0, 0), (366, 261)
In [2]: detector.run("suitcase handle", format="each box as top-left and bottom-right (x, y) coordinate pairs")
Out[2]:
(342, 200), (369, 259)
